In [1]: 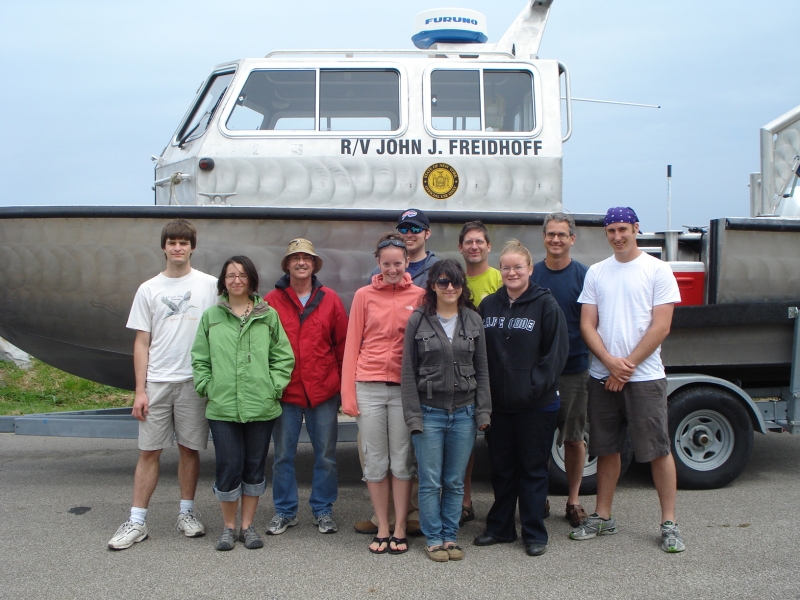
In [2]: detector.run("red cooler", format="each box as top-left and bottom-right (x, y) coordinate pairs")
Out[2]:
(668, 261), (705, 306)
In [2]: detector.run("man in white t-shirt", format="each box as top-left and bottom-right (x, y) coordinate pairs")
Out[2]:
(572, 207), (686, 553)
(108, 219), (218, 550)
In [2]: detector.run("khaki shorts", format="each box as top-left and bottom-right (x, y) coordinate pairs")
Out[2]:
(355, 382), (414, 482)
(557, 370), (589, 445)
(587, 377), (670, 463)
(139, 380), (209, 451)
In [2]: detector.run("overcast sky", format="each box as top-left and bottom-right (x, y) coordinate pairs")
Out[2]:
(1, 0), (798, 231)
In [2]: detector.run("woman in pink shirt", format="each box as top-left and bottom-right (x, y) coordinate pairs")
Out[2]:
(341, 233), (424, 555)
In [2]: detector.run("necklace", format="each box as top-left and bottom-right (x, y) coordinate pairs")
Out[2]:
(237, 302), (252, 326)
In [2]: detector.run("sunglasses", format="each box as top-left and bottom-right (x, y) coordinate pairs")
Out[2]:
(435, 278), (463, 290)
(397, 225), (425, 234)
(377, 239), (406, 250)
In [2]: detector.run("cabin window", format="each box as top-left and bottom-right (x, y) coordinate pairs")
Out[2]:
(177, 71), (235, 144)
(319, 70), (400, 131)
(484, 70), (533, 132)
(227, 70), (315, 131)
(225, 68), (400, 132)
(431, 70), (481, 131)
(430, 68), (535, 133)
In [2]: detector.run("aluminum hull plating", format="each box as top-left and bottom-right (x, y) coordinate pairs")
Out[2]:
(2, 207), (798, 390)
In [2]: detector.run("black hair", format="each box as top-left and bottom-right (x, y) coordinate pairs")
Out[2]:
(217, 255), (259, 296)
(421, 259), (477, 315)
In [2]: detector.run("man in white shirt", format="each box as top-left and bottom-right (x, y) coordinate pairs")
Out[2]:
(108, 219), (218, 550)
(572, 207), (685, 553)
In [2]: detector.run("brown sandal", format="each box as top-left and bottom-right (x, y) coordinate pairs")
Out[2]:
(565, 503), (589, 528)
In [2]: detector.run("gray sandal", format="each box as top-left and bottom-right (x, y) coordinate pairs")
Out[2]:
(215, 527), (236, 551)
(239, 525), (264, 549)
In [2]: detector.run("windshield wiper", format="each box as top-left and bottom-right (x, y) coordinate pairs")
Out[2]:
(177, 86), (229, 148)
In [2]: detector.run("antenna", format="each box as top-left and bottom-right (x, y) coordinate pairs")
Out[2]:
(667, 164), (673, 231)
(561, 97), (660, 109)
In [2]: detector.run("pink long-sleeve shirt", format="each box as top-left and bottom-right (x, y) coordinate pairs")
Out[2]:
(340, 273), (424, 416)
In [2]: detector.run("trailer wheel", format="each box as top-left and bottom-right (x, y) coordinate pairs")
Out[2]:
(668, 386), (753, 490)
(548, 428), (633, 495)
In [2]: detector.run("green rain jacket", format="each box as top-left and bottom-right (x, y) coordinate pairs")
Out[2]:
(192, 295), (295, 423)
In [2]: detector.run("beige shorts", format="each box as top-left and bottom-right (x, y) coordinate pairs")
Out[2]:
(139, 380), (209, 451)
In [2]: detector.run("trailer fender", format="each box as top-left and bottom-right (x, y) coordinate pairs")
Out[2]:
(666, 373), (767, 434)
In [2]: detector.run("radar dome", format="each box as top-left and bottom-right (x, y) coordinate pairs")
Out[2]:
(412, 8), (488, 49)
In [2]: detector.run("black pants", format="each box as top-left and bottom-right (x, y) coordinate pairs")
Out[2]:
(484, 409), (557, 545)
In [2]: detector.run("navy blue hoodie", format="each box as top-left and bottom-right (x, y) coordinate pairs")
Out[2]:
(479, 283), (569, 413)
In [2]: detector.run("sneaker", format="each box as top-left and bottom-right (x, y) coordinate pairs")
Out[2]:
(660, 521), (686, 553)
(569, 513), (618, 540)
(108, 519), (148, 550)
(215, 527), (236, 551)
(314, 514), (339, 534)
(175, 510), (205, 538)
(266, 514), (298, 535)
(239, 525), (264, 549)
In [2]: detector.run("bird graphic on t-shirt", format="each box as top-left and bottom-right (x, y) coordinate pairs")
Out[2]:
(161, 291), (196, 318)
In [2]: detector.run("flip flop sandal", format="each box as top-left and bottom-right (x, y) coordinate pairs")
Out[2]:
(369, 536), (390, 554)
(388, 536), (408, 555)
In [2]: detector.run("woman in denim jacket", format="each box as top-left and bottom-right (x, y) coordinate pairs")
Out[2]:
(401, 259), (491, 562)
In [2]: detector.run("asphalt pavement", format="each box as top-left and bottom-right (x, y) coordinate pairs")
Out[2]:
(1, 430), (798, 600)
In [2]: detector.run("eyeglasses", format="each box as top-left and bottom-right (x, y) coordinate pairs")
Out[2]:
(435, 278), (463, 290)
(397, 225), (425, 235)
(225, 273), (249, 282)
(377, 239), (406, 250)
(545, 231), (571, 240)
(500, 265), (529, 274)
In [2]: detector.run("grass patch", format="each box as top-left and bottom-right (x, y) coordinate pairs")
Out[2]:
(0, 359), (133, 416)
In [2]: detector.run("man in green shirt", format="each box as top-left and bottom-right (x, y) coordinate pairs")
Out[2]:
(459, 220), (503, 307)
(458, 220), (503, 525)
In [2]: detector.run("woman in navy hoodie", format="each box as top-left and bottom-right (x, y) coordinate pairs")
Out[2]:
(473, 239), (568, 557)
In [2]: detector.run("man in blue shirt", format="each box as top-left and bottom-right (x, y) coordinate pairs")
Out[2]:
(531, 212), (590, 528)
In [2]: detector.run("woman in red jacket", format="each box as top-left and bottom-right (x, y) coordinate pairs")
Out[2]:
(341, 233), (424, 554)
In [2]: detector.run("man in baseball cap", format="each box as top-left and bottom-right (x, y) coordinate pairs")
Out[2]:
(265, 239), (348, 536)
(370, 208), (439, 287)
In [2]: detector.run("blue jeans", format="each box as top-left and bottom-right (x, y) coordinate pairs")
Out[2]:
(208, 419), (275, 502)
(272, 396), (339, 518)
(484, 410), (557, 545)
(412, 404), (477, 547)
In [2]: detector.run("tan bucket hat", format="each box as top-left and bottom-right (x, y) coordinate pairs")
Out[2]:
(281, 238), (322, 274)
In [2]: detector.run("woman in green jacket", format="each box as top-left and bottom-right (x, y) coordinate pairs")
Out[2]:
(192, 255), (294, 551)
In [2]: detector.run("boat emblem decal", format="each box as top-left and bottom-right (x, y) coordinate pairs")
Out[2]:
(422, 163), (459, 200)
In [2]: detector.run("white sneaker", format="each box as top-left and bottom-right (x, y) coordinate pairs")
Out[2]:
(175, 510), (205, 538)
(108, 519), (148, 550)
(266, 514), (298, 535)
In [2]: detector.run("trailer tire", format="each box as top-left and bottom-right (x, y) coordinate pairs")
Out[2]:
(548, 428), (633, 495)
(668, 386), (753, 490)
